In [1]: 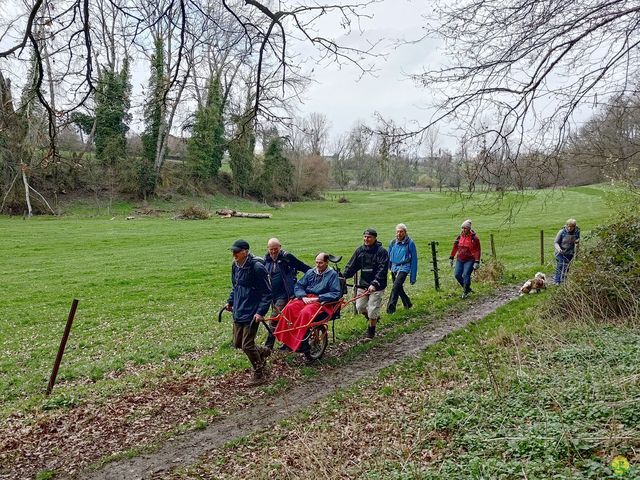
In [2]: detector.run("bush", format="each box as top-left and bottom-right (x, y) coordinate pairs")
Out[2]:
(548, 213), (640, 321)
(474, 257), (505, 284)
(176, 204), (210, 220)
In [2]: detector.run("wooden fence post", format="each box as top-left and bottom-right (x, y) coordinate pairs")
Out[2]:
(47, 299), (79, 395)
(540, 230), (545, 265)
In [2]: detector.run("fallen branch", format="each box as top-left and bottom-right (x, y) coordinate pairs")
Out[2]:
(215, 208), (271, 219)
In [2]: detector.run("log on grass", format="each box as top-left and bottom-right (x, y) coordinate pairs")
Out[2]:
(215, 209), (272, 219)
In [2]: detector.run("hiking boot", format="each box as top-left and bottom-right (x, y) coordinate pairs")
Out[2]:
(386, 307), (396, 314)
(246, 371), (267, 387)
(405, 302), (413, 309)
(366, 325), (376, 339)
(461, 291), (470, 299)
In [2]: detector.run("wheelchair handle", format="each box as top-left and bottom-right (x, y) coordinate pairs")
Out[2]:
(217, 306), (227, 323)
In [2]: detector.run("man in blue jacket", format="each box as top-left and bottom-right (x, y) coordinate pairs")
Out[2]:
(274, 253), (343, 351)
(225, 239), (272, 385)
(263, 238), (311, 349)
(386, 223), (418, 314)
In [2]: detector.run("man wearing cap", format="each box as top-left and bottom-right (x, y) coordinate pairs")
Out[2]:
(449, 220), (481, 298)
(263, 238), (312, 350)
(343, 228), (389, 339)
(225, 239), (273, 385)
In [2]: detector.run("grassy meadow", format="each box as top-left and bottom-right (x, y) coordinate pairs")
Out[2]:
(0, 187), (617, 417)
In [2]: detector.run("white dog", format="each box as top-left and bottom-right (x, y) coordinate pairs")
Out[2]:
(519, 272), (547, 295)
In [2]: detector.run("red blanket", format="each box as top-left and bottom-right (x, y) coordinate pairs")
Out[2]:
(274, 299), (333, 352)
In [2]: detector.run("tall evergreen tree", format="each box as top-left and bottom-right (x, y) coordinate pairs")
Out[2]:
(186, 75), (225, 179)
(258, 136), (294, 200)
(228, 107), (255, 196)
(140, 39), (165, 198)
(94, 58), (131, 166)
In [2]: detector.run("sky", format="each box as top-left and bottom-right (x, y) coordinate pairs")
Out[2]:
(290, 0), (451, 149)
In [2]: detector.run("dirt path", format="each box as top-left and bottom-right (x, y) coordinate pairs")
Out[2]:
(86, 289), (517, 480)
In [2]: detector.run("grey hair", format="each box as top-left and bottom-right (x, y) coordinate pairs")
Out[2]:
(395, 223), (407, 232)
(566, 218), (577, 226)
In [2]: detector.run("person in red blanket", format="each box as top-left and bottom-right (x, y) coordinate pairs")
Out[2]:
(449, 219), (482, 298)
(274, 253), (343, 352)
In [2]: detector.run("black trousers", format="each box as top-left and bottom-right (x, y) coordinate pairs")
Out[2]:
(387, 271), (412, 312)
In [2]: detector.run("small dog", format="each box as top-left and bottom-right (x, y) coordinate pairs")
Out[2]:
(519, 272), (547, 295)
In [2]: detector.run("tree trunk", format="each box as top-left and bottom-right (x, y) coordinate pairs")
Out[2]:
(21, 165), (32, 217)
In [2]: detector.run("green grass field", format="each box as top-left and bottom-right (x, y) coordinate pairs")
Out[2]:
(0, 187), (617, 417)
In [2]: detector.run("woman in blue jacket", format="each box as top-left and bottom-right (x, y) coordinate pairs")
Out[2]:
(387, 224), (418, 314)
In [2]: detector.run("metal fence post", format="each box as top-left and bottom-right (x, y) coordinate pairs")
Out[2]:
(430, 241), (440, 290)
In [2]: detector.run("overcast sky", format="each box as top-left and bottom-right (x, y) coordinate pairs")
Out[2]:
(292, 0), (453, 149)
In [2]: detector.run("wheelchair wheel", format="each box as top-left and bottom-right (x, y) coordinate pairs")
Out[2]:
(304, 325), (328, 362)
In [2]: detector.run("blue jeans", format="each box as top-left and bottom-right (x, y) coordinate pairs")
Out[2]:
(555, 254), (573, 284)
(454, 259), (475, 293)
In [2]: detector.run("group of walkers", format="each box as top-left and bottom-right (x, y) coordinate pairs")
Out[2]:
(224, 218), (580, 385)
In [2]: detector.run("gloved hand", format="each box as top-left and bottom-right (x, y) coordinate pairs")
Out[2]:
(473, 261), (480, 270)
(449, 257), (454, 267)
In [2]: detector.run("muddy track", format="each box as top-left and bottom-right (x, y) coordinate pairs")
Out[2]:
(86, 289), (517, 480)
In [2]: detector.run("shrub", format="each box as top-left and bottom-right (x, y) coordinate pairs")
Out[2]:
(548, 213), (640, 322)
(176, 204), (210, 220)
(474, 257), (505, 284)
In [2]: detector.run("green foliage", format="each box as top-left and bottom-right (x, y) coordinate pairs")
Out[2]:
(139, 39), (165, 198)
(69, 112), (94, 135)
(186, 76), (225, 180)
(34, 470), (56, 480)
(254, 137), (294, 201)
(550, 212), (640, 321)
(228, 112), (255, 196)
(94, 59), (131, 166)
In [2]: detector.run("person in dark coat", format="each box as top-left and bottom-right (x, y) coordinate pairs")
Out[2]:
(225, 239), (272, 385)
(554, 218), (580, 284)
(343, 228), (389, 339)
(263, 238), (311, 349)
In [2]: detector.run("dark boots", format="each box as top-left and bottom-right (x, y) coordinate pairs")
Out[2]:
(244, 345), (271, 386)
(366, 325), (376, 339)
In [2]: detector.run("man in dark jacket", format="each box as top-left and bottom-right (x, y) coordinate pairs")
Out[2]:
(343, 228), (389, 339)
(263, 238), (311, 349)
(225, 239), (272, 385)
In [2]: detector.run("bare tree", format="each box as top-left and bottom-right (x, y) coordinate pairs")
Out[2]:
(413, 0), (640, 187)
(301, 112), (330, 156)
(0, 0), (378, 153)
